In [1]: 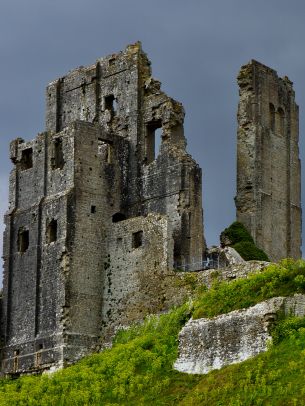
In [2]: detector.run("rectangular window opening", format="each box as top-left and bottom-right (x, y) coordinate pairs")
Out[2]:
(51, 138), (65, 169)
(132, 231), (143, 249)
(18, 229), (29, 253)
(117, 237), (123, 249)
(98, 139), (113, 163)
(104, 95), (117, 115)
(20, 148), (33, 170)
(91, 205), (96, 214)
(146, 121), (162, 164)
(46, 219), (57, 243)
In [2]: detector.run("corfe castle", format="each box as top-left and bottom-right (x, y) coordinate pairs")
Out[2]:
(0, 43), (302, 375)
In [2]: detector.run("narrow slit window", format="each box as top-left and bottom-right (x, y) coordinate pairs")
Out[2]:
(146, 121), (162, 164)
(18, 229), (29, 253)
(91, 205), (96, 214)
(132, 231), (143, 249)
(278, 107), (285, 135)
(117, 237), (123, 249)
(51, 138), (65, 169)
(46, 219), (57, 243)
(20, 148), (33, 170)
(269, 103), (275, 131)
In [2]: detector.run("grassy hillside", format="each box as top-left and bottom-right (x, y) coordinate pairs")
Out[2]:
(1, 259), (305, 405)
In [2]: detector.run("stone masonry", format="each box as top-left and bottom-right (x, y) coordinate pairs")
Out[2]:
(0, 43), (205, 375)
(235, 60), (302, 261)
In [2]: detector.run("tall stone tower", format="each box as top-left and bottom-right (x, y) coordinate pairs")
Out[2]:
(235, 60), (301, 261)
(1, 43), (205, 375)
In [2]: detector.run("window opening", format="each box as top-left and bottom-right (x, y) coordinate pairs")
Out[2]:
(18, 229), (29, 253)
(269, 103), (275, 131)
(20, 148), (33, 170)
(91, 205), (96, 214)
(112, 213), (126, 223)
(117, 237), (123, 249)
(46, 219), (57, 243)
(51, 138), (65, 169)
(132, 231), (143, 249)
(146, 121), (162, 164)
(104, 95), (117, 116)
(98, 139), (113, 163)
(278, 107), (285, 135)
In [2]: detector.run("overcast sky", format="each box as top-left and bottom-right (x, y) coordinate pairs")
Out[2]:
(1, 0), (305, 284)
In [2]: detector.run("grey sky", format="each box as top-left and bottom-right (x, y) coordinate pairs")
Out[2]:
(1, 0), (305, 283)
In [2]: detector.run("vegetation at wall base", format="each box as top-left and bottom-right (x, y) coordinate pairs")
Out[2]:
(1, 259), (305, 405)
(193, 258), (305, 319)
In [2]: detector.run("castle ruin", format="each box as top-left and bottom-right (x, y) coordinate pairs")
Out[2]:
(235, 60), (302, 261)
(0, 45), (302, 376)
(0, 43), (205, 375)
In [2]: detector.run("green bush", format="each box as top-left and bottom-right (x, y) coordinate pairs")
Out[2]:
(221, 221), (270, 261)
(221, 221), (254, 244)
(233, 240), (270, 261)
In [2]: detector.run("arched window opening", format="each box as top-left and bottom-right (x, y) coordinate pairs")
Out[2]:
(269, 103), (275, 131)
(112, 212), (126, 223)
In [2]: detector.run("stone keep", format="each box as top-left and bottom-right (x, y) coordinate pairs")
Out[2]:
(1, 43), (205, 375)
(235, 60), (302, 261)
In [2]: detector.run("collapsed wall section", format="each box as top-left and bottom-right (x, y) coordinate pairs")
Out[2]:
(235, 60), (301, 261)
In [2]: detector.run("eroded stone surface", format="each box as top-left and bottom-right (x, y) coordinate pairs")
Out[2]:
(0, 43), (205, 375)
(235, 61), (302, 261)
(174, 294), (305, 375)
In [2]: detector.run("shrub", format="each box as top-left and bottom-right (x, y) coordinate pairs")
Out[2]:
(221, 221), (270, 261)
(233, 241), (269, 261)
(221, 221), (254, 245)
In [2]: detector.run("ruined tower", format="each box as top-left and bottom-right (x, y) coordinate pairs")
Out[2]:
(235, 60), (301, 261)
(1, 43), (205, 375)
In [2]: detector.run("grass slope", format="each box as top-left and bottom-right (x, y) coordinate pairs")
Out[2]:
(1, 259), (305, 405)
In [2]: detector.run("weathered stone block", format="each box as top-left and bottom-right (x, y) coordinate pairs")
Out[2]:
(174, 294), (305, 374)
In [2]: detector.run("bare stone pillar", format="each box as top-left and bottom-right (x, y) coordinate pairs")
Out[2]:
(235, 60), (301, 261)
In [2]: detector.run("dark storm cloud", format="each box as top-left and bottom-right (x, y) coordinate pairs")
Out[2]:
(1, 0), (305, 282)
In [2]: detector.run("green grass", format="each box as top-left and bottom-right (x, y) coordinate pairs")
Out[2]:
(2, 259), (305, 405)
(193, 258), (305, 319)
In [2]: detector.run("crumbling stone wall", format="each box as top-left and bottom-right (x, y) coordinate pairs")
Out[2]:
(235, 60), (301, 261)
(1, 43), (205, 375)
